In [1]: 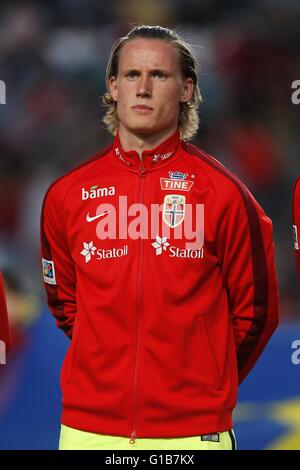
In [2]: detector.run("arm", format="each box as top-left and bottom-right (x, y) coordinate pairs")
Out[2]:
(293, 176), (300, 282)
(40, 185), (76, 339)
(217, 184), (279, 384)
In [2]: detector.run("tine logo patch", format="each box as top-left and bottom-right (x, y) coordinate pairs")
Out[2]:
(160, 170), (194, 192)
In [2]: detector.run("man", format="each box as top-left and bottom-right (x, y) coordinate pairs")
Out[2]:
(0, 272), (10, 364)
(293, 176), (300, 281)
(40, 25), (279, 450)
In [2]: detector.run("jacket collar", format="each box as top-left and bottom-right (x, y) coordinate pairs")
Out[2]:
(111, 128), (182, 171)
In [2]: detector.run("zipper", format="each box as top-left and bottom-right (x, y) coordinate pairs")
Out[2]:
(129, 160), (146, 444)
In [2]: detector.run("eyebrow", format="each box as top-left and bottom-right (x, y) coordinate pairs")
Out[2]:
(123, 68), (171, 75)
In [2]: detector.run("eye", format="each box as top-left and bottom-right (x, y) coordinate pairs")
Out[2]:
(126, 71), (138, 79)
(153, 71), (165, 79)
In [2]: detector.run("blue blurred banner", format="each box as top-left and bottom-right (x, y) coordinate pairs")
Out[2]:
(0, 306), (69, 450)
(0, 306), (299, 450)
(235, 321), (300, 450)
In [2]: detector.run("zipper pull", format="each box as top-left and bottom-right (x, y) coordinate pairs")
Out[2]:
(129, 430), (136, 444)
(139, 162), (146, 177)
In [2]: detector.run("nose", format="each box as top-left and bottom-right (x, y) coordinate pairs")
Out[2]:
(136, 74), (152, 98)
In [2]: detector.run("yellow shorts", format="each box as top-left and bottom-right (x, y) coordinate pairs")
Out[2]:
(59, 424), (237, 450)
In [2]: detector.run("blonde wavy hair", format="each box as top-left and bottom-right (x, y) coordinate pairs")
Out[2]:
(102, 25), (203, 140)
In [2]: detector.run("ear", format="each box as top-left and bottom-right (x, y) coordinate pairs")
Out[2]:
(109, 76), (118, 101)
(180, 77), (193, 103)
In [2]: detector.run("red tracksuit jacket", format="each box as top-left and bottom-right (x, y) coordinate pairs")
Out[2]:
(0, 272), (10, 363)
(293, 176), (300, 281)
(40, 129), (279, 440)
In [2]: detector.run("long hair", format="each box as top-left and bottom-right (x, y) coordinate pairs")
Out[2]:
(102, 25), (203, 140)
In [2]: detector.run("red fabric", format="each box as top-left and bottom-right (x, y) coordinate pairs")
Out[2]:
(0, 272), (10, 361)
(40, 129), (279, 438)
(293, 176), (300, 282)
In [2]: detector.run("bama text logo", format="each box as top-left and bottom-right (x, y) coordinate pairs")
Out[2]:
(82, 185), (115, 200)
(151, 235), (204, 259)
(0, 80), (6, 104)
(80, 241), (128, 263)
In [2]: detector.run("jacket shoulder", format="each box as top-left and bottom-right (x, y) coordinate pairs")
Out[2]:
(183, 141), (253, 204)
(42, 144), (112, 207)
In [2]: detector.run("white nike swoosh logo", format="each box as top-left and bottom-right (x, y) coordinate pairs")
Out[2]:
(86, 210), (111, 222)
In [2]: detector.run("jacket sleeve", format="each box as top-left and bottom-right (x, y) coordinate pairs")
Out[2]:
(293, 176), (300, 283)
(216, 183), (279, 384)
(0, 272), (11, 361)
(40, 185), (76, 339)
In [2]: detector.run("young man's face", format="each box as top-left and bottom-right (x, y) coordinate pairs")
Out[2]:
(109, 39), (193, 137)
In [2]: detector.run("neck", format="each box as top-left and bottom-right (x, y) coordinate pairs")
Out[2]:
(117, 125), (178, 159)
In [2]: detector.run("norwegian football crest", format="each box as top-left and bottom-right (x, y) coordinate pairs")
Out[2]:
(163, 194), (186, 228)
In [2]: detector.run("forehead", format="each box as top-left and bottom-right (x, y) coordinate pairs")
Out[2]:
(118, 39), (180, 71)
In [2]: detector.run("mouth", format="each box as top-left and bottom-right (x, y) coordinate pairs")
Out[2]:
(132, 105), (153, 113)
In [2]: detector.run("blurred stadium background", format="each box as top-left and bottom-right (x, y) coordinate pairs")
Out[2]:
(0, 0), (299, 450)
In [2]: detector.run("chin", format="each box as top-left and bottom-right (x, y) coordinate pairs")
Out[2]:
(127, 123), (160, 135)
